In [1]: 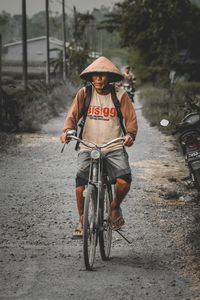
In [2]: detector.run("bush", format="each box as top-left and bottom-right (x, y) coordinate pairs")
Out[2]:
(0, 80), (77, 133)
(139, 86), (173, 128)
(139, 81), (200, 135)
(173, 82), (200, 113)
(19, 81), (77, 132)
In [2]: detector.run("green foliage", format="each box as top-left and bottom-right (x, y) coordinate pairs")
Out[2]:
(50, 42), (91, 84)
(190, 0), (200, 6)
(27, 11), (46, 39)
(0, 11), (10, 37)
(139, 82), (200, 134)
(93, 6), (120, 53)
(66, 43), (92, 84)
(1, 10), (70, 45)
(73, 10), (94, 49)
(0, 11), (22, 44)
(0, 81), (77, 132)
(173, 82), (200, 113)
(139, 87), (173, 127)
(127, 47), (151, 85)
(102, 0), (200, 83)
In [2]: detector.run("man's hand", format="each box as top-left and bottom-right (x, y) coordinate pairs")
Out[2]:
(60, 132), (71, 144)
(123, 134), (134, 147)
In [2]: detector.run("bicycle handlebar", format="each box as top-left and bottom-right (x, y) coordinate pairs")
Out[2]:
(68, 135), (125, 149)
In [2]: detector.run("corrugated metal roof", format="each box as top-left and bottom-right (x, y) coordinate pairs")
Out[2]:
(4, 36), (67, 48)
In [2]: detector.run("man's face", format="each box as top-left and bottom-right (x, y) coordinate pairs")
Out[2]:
(92, 73), (109, 91)
(125, 67), (130, 73)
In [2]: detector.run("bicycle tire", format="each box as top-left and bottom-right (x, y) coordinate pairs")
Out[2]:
(83, 184), (97, 270)
(99, 184), (112, 261)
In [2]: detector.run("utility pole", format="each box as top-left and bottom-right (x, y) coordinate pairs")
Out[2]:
(73, 6), (77, 49)
(45, 0), (50, 85)
(100, 30), (103, 54)
(22, 0), (28, 91)
(62, 0), (67, 81)
(0, 34), (2, 127)
(0, 34), (2, 89)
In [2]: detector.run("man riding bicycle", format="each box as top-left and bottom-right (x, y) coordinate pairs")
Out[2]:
(60, 56), (138, 238)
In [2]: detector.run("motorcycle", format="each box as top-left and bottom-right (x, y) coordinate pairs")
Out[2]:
(122, 83), (135, 102)
(160, 112), (200, 198)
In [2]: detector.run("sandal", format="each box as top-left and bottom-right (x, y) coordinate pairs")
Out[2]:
(72, 215), (83, 239)
(72, 227), (83, 239)
(110, 207), (125, 231)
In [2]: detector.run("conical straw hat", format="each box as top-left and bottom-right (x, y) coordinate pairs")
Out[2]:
(80, 56), (123, 82)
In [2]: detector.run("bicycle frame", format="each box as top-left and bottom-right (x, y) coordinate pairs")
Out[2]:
(87, 147), (113, 232)
(88, 150), (101, 229)
(65, 132), (125, 226)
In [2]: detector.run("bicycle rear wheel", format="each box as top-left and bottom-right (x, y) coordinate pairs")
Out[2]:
(99, 184), (112, 261)
(83, 184), (97, 270)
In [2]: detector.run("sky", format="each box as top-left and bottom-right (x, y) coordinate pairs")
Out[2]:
(0, 0), (121, 16)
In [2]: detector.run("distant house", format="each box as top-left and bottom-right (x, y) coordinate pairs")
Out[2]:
(3, 36), (67, 63)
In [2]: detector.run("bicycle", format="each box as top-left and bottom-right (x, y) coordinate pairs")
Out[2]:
(62, 130), (125, 270)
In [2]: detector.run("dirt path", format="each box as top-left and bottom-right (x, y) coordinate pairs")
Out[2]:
(0, 94), (200, 300)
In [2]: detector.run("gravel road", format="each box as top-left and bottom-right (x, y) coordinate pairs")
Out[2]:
(0, 94), (200, 300)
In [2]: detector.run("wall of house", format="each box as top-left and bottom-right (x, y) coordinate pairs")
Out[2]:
(3, 39), (63, 62)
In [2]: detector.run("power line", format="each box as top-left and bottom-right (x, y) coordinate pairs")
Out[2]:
(50, 0), (74, 13)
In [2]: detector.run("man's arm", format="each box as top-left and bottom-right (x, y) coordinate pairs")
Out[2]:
(120, 92), (138, 145)
(60, 88), (85, 143)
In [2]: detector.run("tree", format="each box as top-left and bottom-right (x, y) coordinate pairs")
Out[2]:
(0, 11), (12, 44)
(73, 7), (94, 49)
(102, 0), (200, 83)
(50, 41), (91, 83)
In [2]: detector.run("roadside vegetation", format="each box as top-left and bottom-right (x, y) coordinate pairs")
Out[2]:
(100, 0), (200, 140)
(139, 82), (200, 134)
(0, 80), (77, 152)
(0, 80), (77, 132)
(102, 0), (200, 85)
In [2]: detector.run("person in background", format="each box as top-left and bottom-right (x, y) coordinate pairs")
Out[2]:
(122, 65), (136, 89)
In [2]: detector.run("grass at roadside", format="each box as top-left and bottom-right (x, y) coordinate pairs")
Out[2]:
(139, 82), (200, 135)
(0, 80), (77, 151)
(1, 80), (77, 133)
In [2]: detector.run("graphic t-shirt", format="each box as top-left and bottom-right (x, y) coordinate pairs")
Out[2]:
(80, 87), (125, 152)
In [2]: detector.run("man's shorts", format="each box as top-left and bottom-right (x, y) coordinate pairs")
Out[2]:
(76, 148), (132, 187)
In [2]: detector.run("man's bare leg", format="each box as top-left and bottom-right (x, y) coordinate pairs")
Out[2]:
(110, 178), (130, 229)
(74, 185), (85, 234)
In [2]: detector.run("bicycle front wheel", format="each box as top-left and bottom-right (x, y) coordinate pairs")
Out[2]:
(83, 184), (97, 270)
(99, 184), (112, 261)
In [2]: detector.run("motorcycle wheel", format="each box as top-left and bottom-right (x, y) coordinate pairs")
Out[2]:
(193, 169), (200, 191)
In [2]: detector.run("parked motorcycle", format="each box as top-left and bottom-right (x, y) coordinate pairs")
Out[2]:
(160, 112), (200, 197)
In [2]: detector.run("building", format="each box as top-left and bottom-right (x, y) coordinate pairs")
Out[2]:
(3, 36), (67, 63)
